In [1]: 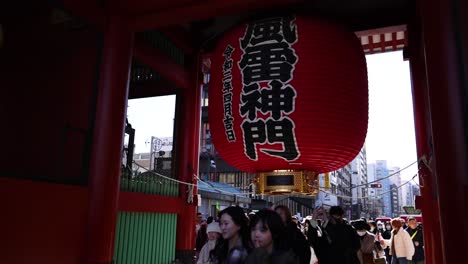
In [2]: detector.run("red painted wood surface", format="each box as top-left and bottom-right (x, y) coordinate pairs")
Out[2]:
(85, 15), (134, 264)
(418, 0), (468, 262)
(0, 178), (88, 264)
(407, 15), (442, 264)
(133, 37), (190, 90)
(173, 54), (202, 251)
(0, 4), (101, 185)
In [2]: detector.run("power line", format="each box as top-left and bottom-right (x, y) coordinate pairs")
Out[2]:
(351, 160), (418, 189)
(315, 174), (417, 200)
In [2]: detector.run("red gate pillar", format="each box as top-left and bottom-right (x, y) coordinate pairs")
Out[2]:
(418, 0), (468, 263)
(407, 16), (443, 264)
(85, 15), (134, 264)
(175, 54), (202, 256)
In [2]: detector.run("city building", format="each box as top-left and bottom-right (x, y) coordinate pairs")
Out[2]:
(402, 182), (415, 208)
(315, 173), (339, 209)
(389, 166), (403, 216)
(335, 163), (353, 220)
(375, 160), (392, 217)
(351, 147), (368, 219)
(390, 183), (399, 217)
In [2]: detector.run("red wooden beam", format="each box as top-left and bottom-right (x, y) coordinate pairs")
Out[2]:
(129, 0), (303, 31)
(159, 26), (196, 55)
(392, 32), (397, 50)
(133, 37), (190, 90)
(362, 39), (406, 52)
(380, 33), (385, 52)
(355, 25), (407, 37)
(56, 0), (105, 29)
(129, 78), (180, 99)
(367, 35), (374, 53)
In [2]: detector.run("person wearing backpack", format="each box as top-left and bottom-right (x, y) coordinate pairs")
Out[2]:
(405, 217), (424, 264)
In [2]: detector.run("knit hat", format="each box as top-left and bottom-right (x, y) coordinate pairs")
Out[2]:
(206, 222), (221, 234)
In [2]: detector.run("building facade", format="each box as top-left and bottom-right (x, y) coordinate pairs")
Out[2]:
(375, 160), (392, 217)
(335, 164), (353, 220)
(389, 167), (403, 216)
(351, 147), (368, 219)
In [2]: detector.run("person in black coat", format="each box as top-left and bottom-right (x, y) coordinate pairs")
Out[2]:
(274, 205), (311, 264)
(196, 222), (208, 252)
(316, 206), (360, 264)
(406, 217), (425, 264)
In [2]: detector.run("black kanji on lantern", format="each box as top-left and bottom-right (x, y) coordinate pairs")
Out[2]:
(222, 45), (236, 142)
(260, 80), (296, 120)
(239, 16), (298, 86)
(242, 117), (299, 161)
(262, 118), (298, 160)
(242, 119), (267, 160)
(238, 16), (300, 161)
(240, 90), (262, 121)
(240, 16), (297, 49)
(240, 80), (296, 121)
(239, 42), (297, 85)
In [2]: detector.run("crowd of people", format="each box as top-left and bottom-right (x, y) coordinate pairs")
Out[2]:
(194, 205), (425, 264)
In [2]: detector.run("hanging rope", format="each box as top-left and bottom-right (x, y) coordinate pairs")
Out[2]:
(132, 161), (253, 197)
(132, 154), (426, 200)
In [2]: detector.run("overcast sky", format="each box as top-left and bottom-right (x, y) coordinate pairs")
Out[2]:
(126, 50), (418, 181)
(365, 51), (418, 181)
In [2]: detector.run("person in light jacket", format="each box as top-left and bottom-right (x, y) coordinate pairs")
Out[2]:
(198, 221), (222, 264)
(383, 218), (415, 264)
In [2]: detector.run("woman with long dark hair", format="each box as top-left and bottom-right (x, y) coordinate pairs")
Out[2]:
(245, 209), (299, 264)
(209, 206), (251, 264)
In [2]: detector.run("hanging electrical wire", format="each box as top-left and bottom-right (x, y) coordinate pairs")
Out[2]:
(350, 159), (419, 189)
(313, 174), (418, 200)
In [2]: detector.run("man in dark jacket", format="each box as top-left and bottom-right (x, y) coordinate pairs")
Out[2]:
(275, 205), (311, 264)
(316, 206), (360, 264)
(406, 217), (425, 264)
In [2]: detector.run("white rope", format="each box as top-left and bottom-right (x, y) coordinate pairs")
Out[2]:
(132, 161), (252, 197)
(187, 185), (194, 203)
(132, 161), (196, 186)
(133, 156), (425, 200)
(418, 154), (433, 173)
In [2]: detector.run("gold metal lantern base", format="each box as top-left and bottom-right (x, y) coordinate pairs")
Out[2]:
(254, 170), (319, 195)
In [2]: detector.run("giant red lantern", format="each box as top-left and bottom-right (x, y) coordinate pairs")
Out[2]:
(209, 15), (368, 185)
